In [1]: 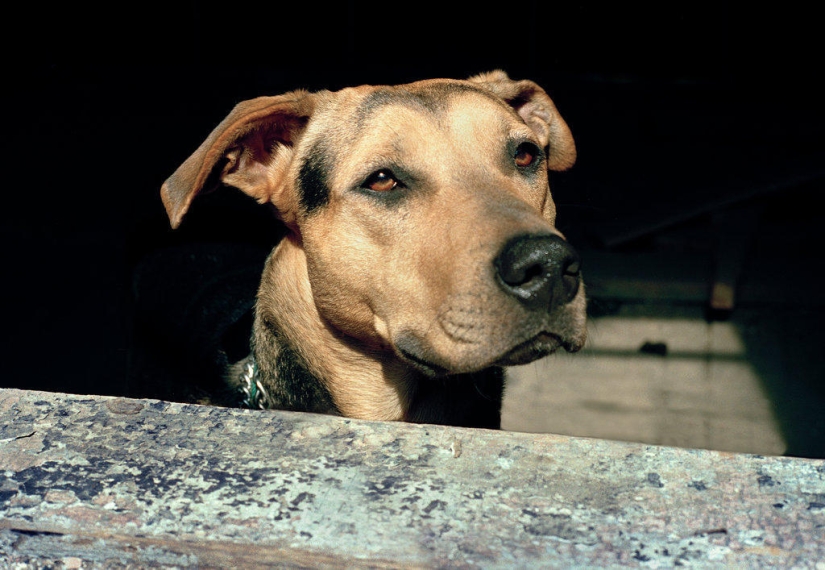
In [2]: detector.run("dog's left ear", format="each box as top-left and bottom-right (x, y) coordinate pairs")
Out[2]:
(161, 90), (316, 229)
(469, 70), (576, 171)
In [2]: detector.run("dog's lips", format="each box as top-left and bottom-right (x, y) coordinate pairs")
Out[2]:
(397, 346), (451, 377)
(395, 328), (582, 376)
(492, 331), (565, 366)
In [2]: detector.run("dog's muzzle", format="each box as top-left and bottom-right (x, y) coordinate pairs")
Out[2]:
(393, 233), (585, 377)
(493, 234), (581, 312)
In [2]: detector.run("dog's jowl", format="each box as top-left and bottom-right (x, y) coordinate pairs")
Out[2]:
(161, 70), (587, 429)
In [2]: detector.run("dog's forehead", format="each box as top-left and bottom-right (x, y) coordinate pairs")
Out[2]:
(360, 79), (488, 108)
(321, 80), (530, 158)
(353, 79), (517, 129)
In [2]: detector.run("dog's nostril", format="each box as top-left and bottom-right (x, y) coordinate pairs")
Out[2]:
(502, 261), (546, 287)
(524, 264), (546, 282)
(494, 234), (581, 311)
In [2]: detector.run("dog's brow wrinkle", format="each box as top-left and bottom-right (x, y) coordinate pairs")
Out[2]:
(355, 90), (431, 130)
(356, 82), (491, 126)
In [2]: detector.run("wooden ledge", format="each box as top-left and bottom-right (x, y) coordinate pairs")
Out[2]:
(1, 388), (823, 568)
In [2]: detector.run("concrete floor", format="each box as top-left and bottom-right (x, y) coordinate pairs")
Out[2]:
(502, 303), (787, 456)
(501, 224), (825, 459)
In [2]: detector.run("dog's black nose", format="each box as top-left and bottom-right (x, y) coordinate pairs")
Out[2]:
(494, 234), (581, 311)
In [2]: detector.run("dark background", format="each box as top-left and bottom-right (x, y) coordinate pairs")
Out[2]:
(3, 2), (824, 443)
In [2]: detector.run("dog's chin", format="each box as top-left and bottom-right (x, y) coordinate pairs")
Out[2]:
(395, 331), (575, 378)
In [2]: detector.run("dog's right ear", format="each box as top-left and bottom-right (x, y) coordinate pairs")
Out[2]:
(161, 90), (316, 229)
(469, 70), (576, 172)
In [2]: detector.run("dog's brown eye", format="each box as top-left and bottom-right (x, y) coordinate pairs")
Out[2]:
(363, 170), (398, 192)
(514, 143), (537, 168)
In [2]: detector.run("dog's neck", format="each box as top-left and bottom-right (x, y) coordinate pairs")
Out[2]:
(252, 236), (504, 428)
(254, 236), (417, 420)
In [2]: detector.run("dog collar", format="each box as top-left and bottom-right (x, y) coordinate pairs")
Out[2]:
(239, 354), (272, 410)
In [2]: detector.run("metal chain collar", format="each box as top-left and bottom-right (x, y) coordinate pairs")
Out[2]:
(238, 354), (273, 410)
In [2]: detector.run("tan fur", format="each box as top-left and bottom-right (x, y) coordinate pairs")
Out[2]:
(161, 71), (587, 427)
(255, 235), (413, 420)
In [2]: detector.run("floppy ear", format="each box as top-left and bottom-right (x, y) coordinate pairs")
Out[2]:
(160, 90), (316, 229)
(469, 70), (576, 172)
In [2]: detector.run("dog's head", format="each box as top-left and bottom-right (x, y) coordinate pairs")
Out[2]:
(162, 71), (586, 377)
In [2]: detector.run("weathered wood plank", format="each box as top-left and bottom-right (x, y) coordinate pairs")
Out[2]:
(1, 388), (823, 568)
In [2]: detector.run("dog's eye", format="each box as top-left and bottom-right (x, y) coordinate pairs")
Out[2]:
(363, 170), (398, 192)
(514, 143), (538, 168)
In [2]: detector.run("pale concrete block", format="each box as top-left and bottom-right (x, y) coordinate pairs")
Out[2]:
(654, 411), (711, 450)
(504, 359), (586, 407)
(584, 316), (655, 352)
(652, 319), (711, 354)
(576, 408), (660, 444)
(505, 356), (661, 413)
(660, 357), (710, 390)
(708, 415), (787, 456)
(500, 403), (560, 433)
(503, 306), (787, 457)
(504, 404), (660, 446)
(708, 360), (777, 419)
(588, 307), (711, 355)
(708, 321), (747, 356)
(663, 388), (715, 414)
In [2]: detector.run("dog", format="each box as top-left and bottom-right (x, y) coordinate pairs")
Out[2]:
(160, 70), (587, 429)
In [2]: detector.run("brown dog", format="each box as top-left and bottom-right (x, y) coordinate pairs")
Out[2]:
(161, 70), (587, 428)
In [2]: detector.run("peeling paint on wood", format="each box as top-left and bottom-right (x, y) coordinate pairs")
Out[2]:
(1, 388), (824, 568)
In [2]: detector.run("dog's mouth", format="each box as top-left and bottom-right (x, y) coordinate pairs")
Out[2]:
(491, 332), (562, 366)
(395, 330), (577, 377)
(397, 346), (451, 377)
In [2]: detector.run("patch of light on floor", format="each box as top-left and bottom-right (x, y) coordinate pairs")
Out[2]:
(501, 310), (786, 457)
